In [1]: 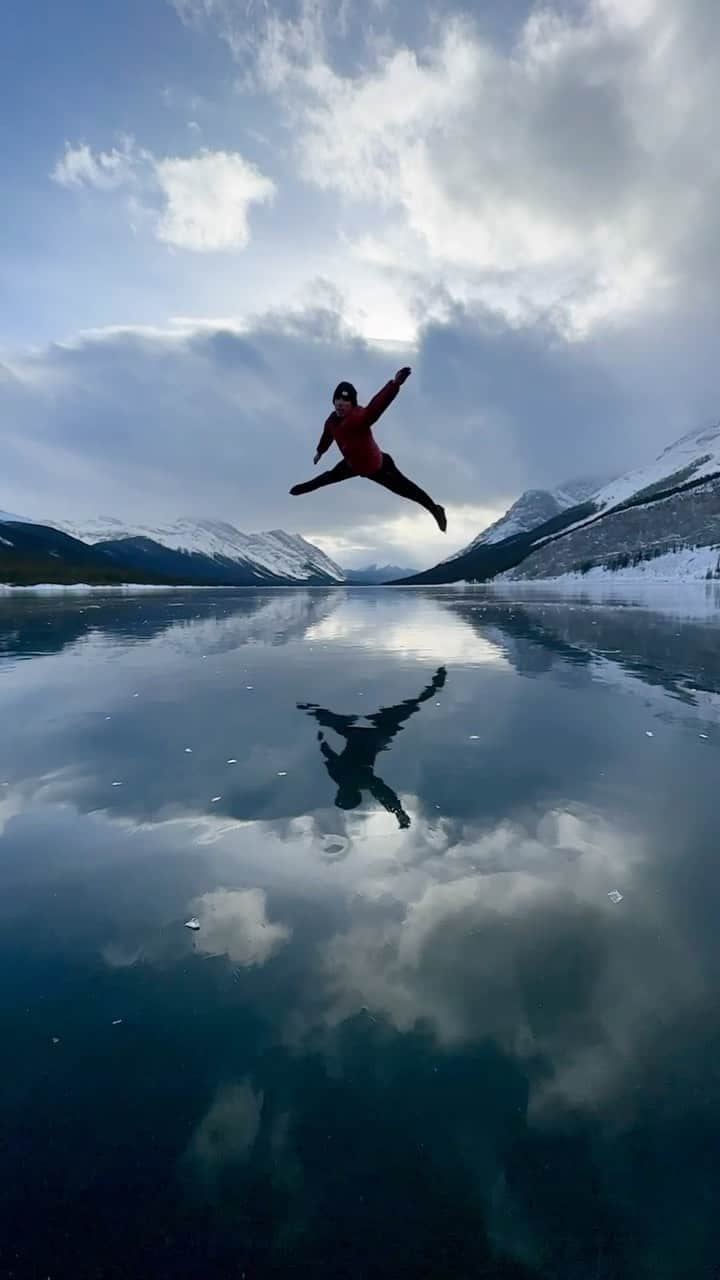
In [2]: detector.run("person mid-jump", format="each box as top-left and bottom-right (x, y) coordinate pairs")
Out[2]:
(289, 367), (447, 532)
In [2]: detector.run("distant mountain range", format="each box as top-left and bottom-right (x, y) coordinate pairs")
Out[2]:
(55, 517), (345, 585)
(0, 517), (158, 587)
(0, 514), (346, 587)
(344, 564), (415, 584)
(0, 509), (414, 588)
(5, 419), (720, 588)
(398, 421), (720, 585)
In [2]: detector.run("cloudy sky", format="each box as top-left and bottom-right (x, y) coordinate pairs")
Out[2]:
(2, 0), (719, 568)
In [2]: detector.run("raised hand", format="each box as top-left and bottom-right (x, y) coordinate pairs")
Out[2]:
(394, 366), (412, 385)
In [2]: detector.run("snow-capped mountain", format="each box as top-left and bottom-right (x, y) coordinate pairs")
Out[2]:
(441, 479), (605, 566)
(443, 487), (591, 564)
(400, 422), (720, 587)
(503, 421), (720, 582)
(578, 422), (720, 520)
(0, 515), (171, 587)
(54, 517), (345, 584)
(516, 544), (720, 585)
(344, 563), (416, 584)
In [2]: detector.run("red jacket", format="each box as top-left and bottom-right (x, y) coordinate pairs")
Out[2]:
(316, 380), (399, 476)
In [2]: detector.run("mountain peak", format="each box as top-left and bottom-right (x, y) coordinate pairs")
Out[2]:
(444, 487), (581, 562)
(52, 516), (345, 584)
(664, 420), (720, 454)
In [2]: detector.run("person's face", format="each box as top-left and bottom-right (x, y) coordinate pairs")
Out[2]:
(334, 397), (353, 418)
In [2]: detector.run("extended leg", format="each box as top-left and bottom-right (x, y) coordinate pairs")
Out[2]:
(370, 453), (446, 530)
(290, 459), (354, 496)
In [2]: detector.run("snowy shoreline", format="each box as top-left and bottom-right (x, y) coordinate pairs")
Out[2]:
(0, 582), (355, 595)
(497, 543), (720, 586)
(0, 582), (243, 595)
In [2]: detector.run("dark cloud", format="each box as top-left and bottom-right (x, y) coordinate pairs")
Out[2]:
(3, 293), (715, 563)
(415, 306), (633, 496)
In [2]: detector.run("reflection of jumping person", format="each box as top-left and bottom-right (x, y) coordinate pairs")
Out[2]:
(298, 667), (446, 829)
(289, 367), (447, 532)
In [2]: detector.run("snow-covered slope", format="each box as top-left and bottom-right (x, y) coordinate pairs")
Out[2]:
(502, 422), (720, 584)
(516, 544), (720, 585)
(55, 517), (345, 584)
(345, 563), (416, 584)
(571, 423), (720, 525)
(445, 480), (601, 563)
(459, 491), (568, 554)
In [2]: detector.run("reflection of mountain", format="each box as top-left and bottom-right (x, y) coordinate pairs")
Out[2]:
(440, 594), (720, 702)
(0, 588), (343, 663)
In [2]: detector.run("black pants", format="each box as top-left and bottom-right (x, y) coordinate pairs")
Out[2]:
(291, 453), (437, 515)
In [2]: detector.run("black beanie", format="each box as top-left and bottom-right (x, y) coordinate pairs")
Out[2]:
(333, 381), (358, 405)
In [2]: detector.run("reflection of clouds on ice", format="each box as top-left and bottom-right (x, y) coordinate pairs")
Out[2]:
(311, 806), (701, 1118)
(321, 804), (638, 910)
(100, 882), (292, 976)
(3, 758), (703, 1128)
(188, 1081), (263, 1173)
(306, 597), (509, 667)
(101, 941), (144, 969)
(190, 888), (291, 967)
(319, 833), (351, 861)
(0, 785), (28, 837)
(5, 761), (707, 1131)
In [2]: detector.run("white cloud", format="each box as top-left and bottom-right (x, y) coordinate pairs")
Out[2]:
(51, 138), (142, 191)
(188, 1081), (263, 1171)
(308, 501), (509, 570)
(314, 805), (702, 1116)
(305, 594), (510, 664)
(187, 0), (720, 335)
(3, 301), (707, 563)
(155, 150), (276, 250)
(52, 138), (275, 253)
(190, 887), (291, 966)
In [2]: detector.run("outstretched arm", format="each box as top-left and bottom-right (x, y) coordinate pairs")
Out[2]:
(368, 666), (447, 736)
(319, 739), (340, 765)
(360, 367), (411, 429)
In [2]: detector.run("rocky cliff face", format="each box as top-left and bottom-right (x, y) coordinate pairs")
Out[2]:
(503, 475), (720, 580)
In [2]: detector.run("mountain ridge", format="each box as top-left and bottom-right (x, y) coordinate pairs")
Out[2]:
(441, 480), (602, 565)
(0, 513), (345, 587)
(55, 516), (345, 584)
(398, 421), (720, 585)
